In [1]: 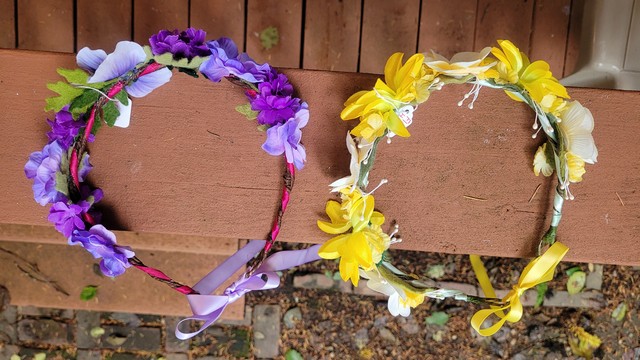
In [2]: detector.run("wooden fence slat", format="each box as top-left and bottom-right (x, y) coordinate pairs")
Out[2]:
(303, 0), (362, 72)
(1, 50), (639, 266)
(190, 0), (245, 51)
(77, 0), (132, 52)
(529, 0), (571, 77)
(0, 0), (15, 48)
(17, 0), (74, 52)
(418, 0), (478, 58)
(133, 0), (189, 45)
(360, 0), (421, 74)
(245, 0), (302, 68)
(474, 0), (534, 51)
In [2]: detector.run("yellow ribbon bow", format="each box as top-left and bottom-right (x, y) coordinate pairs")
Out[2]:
(469, 242), (569, 336)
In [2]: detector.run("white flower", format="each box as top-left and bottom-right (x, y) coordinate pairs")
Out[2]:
(424, 47), (496, 78)
(359, 269), (411, 317)
(329, 134), (372, 192)
(533, 143), (554, 176)
(557, 101), (598, 164)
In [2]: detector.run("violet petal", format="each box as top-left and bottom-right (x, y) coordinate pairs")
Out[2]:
(88, 41), (146, 83)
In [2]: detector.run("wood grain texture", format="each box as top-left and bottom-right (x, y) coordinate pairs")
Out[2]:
(564, 0), (585, 77)
(474, 0), (534, 51)
(0, 0), (15, 48)
(360, 0), (420, 74)
(529, 0), (571, 77)
(419, 0), (478, 58)
(303, 0), (362, 72)
(133, 0), (189, 44)
(17, 0), (74, 52)
(190, 0), (245, 50)
(246, 0), (302, 68)
(1, 50), (639, 265)
(77, 0), (132, 52)
(0, 240), (243, 318)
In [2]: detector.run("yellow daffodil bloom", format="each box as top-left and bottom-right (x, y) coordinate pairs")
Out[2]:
(424, 47), (496, 78)
(566, 152), (586, 183)
(399, 289), (425, 309)
(533, 143), (554, 176)
(490, 40), (569, 104)
(341, 53), (434, 142)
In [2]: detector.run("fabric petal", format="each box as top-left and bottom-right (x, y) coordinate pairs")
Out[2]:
(89, 41), (146, 83)
(77, 47), (107, 73)
(125, 68), (172, 98)
(113, 98), (132, 128)
(261, 125), (286, 156)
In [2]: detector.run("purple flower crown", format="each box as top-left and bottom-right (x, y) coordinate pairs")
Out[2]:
(25, 28), (308, 283)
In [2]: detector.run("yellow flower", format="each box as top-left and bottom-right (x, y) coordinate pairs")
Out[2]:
(566, 152), (586, 183)
(490, 40), (569, 104)
(341, 53), (433, 141)
(533, 143), (554, 177)
(399, 289), (425, 308)
(424, 47), (496, 78)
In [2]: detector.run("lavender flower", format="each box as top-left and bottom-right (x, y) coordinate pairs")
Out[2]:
(48, 201), (85, 237)
(149, 28), (210, 60)
(262, 103), (309, 169)
(69, 225), (135, 277)
(250, 72), (301, 126)
(199, 37), (272, 83)
(46, 106), (82, 149)
(24, 141), (66, 206)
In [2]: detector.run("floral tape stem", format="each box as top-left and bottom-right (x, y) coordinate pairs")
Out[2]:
(357, 136), (383, 189)
(538, 189), (564, 255)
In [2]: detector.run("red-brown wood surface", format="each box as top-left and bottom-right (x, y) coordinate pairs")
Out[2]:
(133, 0), (189, 45)
(419, 0), (478, 57)
(303, 0), (362, 72)
(529, 0), (571, 76)
(190, 0), (245, 50)
(17, 0), (74, 52)
(77, 0), (132, 52)
(360, 0), (421, 74)
(1, 50), (639, 266)
(474, 0), (534, 51)
(0, 0), (15, 48)
(246, 0), (303, 68)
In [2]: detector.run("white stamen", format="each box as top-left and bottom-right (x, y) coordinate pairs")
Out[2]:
(531, 126), (543, 139)
(458, 82), (483, 109)
(72, 84), (114, 101)
(363, 178), (388, 196)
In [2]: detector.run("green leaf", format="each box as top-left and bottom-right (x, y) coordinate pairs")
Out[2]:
(102, 101), (120, 127)
(235, 103), (258, 120)
(332, 272), (342, 281)
(612, 302), (628, 321)
(285, 349), (304, 360)
(178, 67), (200, 78)
(114, 90), (129, 106)
(324, 270), (332, 278)
(257, 125), (269, 132)
(90, 326), (105, 338)
(57, 68), (89, 84)
(259, 26), (279, 50)
(566, 266), (582, 276)
(425, 311), (449, 326)
(146, 45), (209, 69)
(55, 171), (69, 197)
(80, 285), (98, 301)
(534, 283), (548, 308)
(10, 354), (21, 360)
(567, 271), (586, 295)
(69, 89), (100, 119)
(426, 265), (445, 279)
(33, 354), (46, 360)
(45, 81), (84, 112)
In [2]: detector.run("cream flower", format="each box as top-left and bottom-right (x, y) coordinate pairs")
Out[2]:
(557, 101), (598, 164)
(424, 47), (496, 78)
(533, 143), (554, 176)
(360, 269), (411, 317)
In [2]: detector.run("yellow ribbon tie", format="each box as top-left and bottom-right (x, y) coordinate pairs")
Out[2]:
(469, 242), (569, 336)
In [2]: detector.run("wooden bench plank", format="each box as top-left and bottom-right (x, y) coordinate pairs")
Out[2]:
(17, 0), (74, 52)
(0, 0), (15, 49)
(418, 0), (478, 58)
(360, 0), (421, 74)
(303, 0), (362, 72)
(77, 0), (132, 52)
(474, 0), (534, 51)
(245, 0), (302, 68)
(190, 0), (245, 51)
(0, 50), (638, 266)
(530, 0), (571, 77)
(0, 240), (243, 318)
(133, 0), (189, 45)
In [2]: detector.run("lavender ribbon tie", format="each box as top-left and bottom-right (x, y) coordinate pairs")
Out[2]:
(176, 240), (321, 340)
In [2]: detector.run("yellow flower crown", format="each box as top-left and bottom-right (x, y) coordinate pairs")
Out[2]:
(317, 40), (598, 336)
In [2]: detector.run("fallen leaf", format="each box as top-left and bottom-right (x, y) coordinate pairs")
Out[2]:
(285, 349), (304, 360)
(90, 327), (105, 338)
(80, 285), (98, 301)
(612, 303), (628, 321)
(106, 333), (128, 346)
(567, 271), (586, 295)
(425, 311), (449, 326)
(426, 265), (445, 279)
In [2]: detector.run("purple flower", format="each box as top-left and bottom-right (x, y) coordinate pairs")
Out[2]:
(199, 37), (272, 83)
(262, 104), (308, 169)
(46, 106), (83, 149)
(24, 141), (66, 206)
(250, 73), (301, 126)
(48, 201), (85, 237)
(149, 28), (210, 60)
(69, 225), (135, 277)
(78, 153), (93, 182)
(77, 41), (172, 98)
